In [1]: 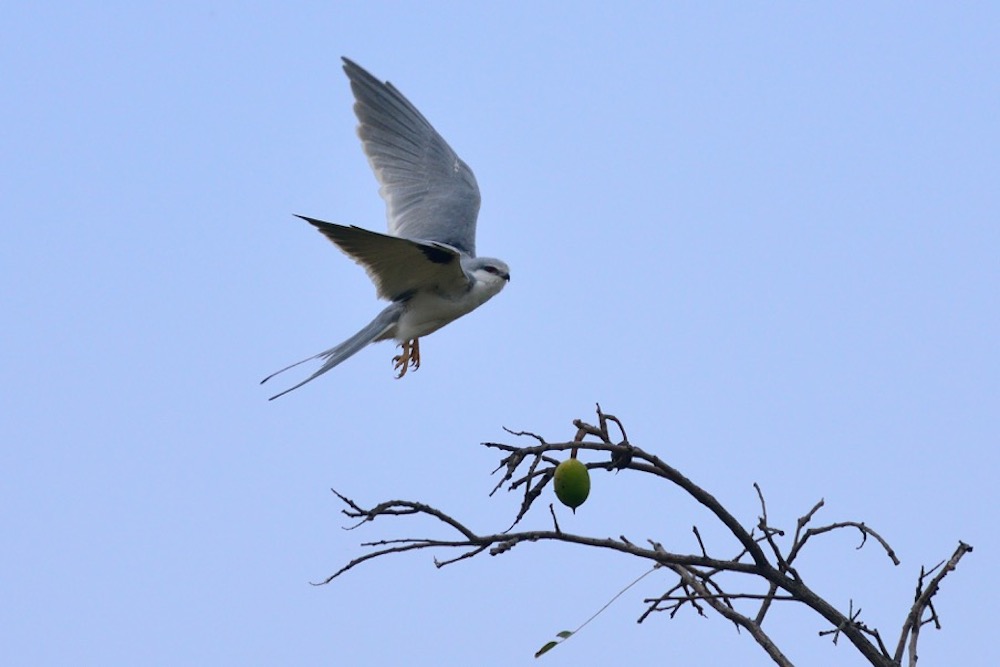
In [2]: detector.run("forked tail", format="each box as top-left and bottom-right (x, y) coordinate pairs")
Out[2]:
(261, 303), (403, 400)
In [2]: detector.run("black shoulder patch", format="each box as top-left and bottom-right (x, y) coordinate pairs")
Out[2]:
(420, 245), (456, 265)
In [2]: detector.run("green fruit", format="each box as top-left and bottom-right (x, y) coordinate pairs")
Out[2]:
(554, 458), (590, 512)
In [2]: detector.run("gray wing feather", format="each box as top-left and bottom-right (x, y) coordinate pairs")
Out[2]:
(297, 215), (470, 301)
(342, 57), (481, 256)
(261, 302), (404, 400)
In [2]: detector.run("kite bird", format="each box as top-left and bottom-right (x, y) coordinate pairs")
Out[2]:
(262, 58), (510, 400)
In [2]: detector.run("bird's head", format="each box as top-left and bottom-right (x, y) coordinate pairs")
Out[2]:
(468, 257), (511, 297)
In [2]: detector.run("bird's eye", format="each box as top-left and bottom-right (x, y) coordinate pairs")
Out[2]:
(484, 266), (498, 274)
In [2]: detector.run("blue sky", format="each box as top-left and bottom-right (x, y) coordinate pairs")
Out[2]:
(3, 3), (997, 665)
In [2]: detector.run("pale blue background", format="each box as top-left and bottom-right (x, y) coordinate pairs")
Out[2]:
(3, 4), (997, 665)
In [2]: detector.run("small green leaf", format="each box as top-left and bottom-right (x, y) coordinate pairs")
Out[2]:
(534, 641), (558, 658)
(535, 631), (574, 658)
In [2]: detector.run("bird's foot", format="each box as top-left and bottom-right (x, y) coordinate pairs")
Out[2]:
(392, 339), (421, 378)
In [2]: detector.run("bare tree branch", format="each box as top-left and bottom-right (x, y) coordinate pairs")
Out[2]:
(321, 406), (972, 666)
(667, 563), (794, 667)
(893, 541), (973, 665)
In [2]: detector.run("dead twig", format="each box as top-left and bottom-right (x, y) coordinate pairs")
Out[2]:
(323, 406), (970, 667)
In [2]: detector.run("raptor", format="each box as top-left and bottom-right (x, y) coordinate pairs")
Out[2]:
(262, 58), (510, 400)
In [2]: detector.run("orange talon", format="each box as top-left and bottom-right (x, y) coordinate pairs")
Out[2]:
(392, 339), (421, 379)
(410, 338), (421, 371)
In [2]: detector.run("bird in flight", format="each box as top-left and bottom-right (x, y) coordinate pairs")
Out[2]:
(262, 58), (511, 400)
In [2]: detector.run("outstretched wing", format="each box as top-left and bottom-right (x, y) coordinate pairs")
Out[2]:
(342, 57), (481, 257)
(297, 215), (470, 302)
